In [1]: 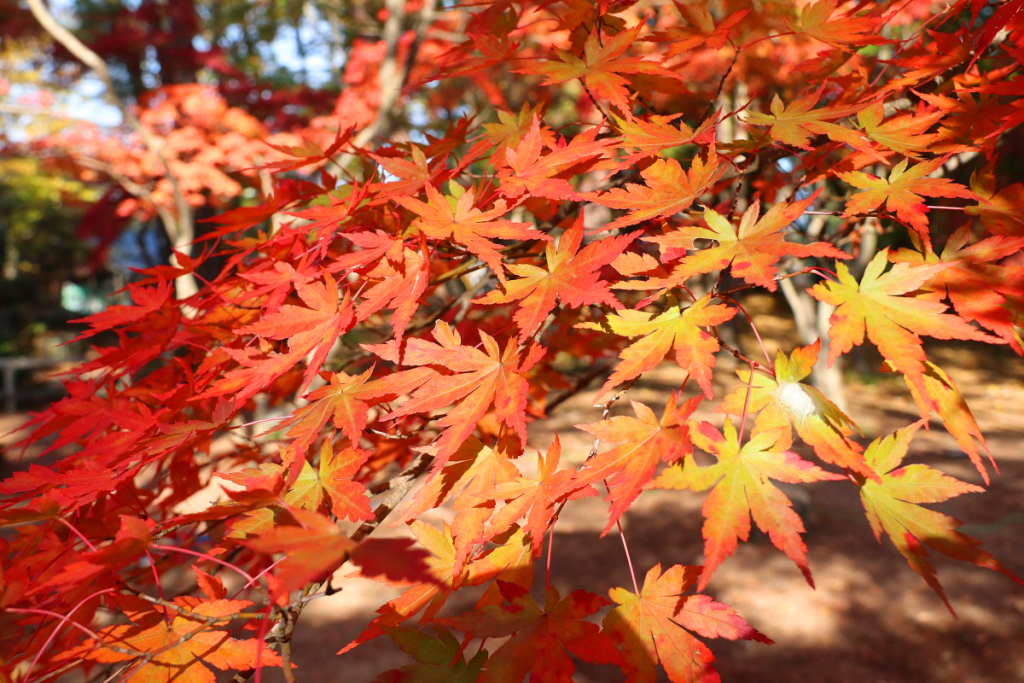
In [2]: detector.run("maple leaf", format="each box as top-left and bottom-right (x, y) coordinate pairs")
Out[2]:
(281, 369), (376, 452)
(578, 294), (736, 400)
(497, 117), (613, 201)
(654, 420), (843, 589)
(743, 89), (864, 150)
(809, 250), (999, 397)
(332, 231), (428, 343)
(590, 146), (726, 230)
(370, 145), (444, 198)
(881, 360), (996, 485)
(240, 508), (356, 598)
(193, 565), (226, 600)
(965, 165), (1024, 235)
(236, 273), (354, 396)
(611, 112), (718, 169)
(375, 627), (487, 683)
(481, 102), (554, 164)
(317, 441), (375, 521)
(71, 598), (281, 683)
(858, 423), (1022, 613)
(238, 261), (314, 312)
(649, 3), (750, 56)
(836, 157), (977, 245)
(280, 367), (432, 454)
(340, 522), (531, 653)
(209, 464), (286, 522)
(473, 435), (597, 554)
(43, 515), (154, 589)
(634, 192), (848, 291)
(395, 182), (548, 285)
(576, 394), (699, 534)
(717, 340), (873, 479)
(475, 211), (637, 342)
(439, 582), (622, 683)
(603, 563), (772, 683)
(69, 279), (175, 342)
(395, 435), (520, 575)
(854, 101), (944, 159)
(791, 0), (884, 48)
(369, 321), (543, 470)
(224, 441), (372, 542)
(516, 23), (680, 117)
(889, 226), (1024, 351)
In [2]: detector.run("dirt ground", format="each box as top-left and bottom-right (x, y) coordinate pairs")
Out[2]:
(2, 296), (1023, 683)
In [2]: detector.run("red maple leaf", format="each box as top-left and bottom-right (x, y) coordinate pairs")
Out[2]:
(439, 581), (622, 682)
(497, 116), (613, 201)
(235, 273), (354, 396)
(476, 211), (637, 342)
(368, 321), (545, 471)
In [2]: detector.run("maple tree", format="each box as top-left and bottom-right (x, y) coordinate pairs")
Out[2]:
(3, 1), (1024, 682)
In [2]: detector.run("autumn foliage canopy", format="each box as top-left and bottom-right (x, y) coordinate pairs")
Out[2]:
(3, 1), (1024, 682)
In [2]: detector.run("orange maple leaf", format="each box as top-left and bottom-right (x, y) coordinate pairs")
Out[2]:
(654, 420), (843, 589)
(882, 359), (996, 485)
(497, 117), (613, 201)
(397, 435), (521, 575)
(395, 183), (548, 285)
(473, 435), (596, 554)
(280, 366), (432, 452)
(241, 508), (357, 598)
(71, 598), (281, 683)
(603, 564), (771, 683)
(858, 423), (1022, 614)
(368, 321), (544, 470)
(632, 192), (848, 291)
(611, 112), (718, 170)
(717, 340), (873, 480)
(791, 0), (885, 48)
(649, 3), (750, 56)
(854, 101), (945, 159)
(236, 273), (353, 396)
(889, 226), (1024, 352)
(590, 146), (725, 230)
(332, 231), (428, 342)
(744, 88), (864, 150)
(576, 394), (699, 534)
(578, 294), (736, 400)
(809, 250), (999, 397)
(965, 164), (1024, 235)
(836, 157), (977, 245)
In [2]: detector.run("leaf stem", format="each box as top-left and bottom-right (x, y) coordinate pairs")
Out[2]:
(616, 520), (640, 595)
(737, 360), (759, 446)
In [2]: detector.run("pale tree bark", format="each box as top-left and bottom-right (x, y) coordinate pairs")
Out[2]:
(26, 0), (198, 301)
(332, 0), (438, 172)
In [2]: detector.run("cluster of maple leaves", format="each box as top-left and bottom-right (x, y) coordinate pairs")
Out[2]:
(3, 1), (1024, 682)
